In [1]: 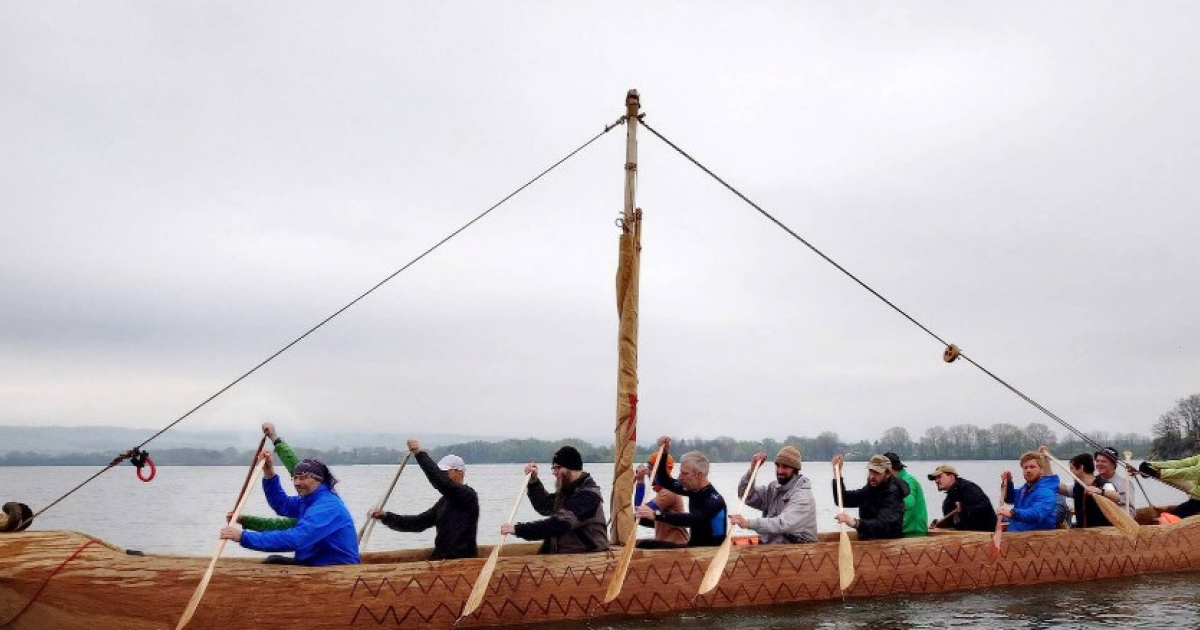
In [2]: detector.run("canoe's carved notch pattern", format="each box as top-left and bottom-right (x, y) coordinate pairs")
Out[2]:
(5, 526), (1200, 628)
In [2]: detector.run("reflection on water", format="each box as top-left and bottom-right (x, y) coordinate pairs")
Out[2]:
(6, 461), (1196, 627)
(572, 572), (1200, 629)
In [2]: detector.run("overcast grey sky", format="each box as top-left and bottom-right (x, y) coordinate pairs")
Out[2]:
(2, 3), (1197, 447)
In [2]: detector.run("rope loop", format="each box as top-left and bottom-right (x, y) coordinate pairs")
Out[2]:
(107, 447), (138, 468)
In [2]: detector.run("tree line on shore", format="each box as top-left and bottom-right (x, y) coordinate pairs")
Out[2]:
(0, 422), (1162, 466)
(6, 394), (1195, 466)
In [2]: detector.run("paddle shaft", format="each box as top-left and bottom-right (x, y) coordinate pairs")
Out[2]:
(233, 435), (268, 515)
(603, 444), (666, 603)
(359, 452), (412, 545)
(176, 458), (265, 630)
(1125, 449), (1160, 517)
(459, 471), (533, 620)
(697, 457), (764, 595)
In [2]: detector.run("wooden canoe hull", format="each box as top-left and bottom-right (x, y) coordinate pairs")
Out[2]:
(3, 520), (1199, 629)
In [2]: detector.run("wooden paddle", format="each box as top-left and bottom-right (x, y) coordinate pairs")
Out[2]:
(1043, 450), (1139, 537)
(358, 452), (412, 547)
(833, 461), (854, 593)
(176, 456), (265, 629)
(990, 476), (1005, 561)
(458, 470), (533, 621)
(697, 457), (764, 596)
(932, 505), (962, 529)
(603, 444), (665, 603)
(1124, 449), (1160, 519)
(236, 435), (268, 505)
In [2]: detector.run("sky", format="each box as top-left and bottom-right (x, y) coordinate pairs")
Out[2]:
(2, 3), (1197, 448)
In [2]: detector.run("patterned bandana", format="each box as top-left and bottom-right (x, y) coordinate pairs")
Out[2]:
(294, 459), (325, 481)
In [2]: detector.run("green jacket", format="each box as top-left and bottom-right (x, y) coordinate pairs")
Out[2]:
(897, 469), (928, 537)
(1150, 453), (1200, 500)
(240, 438), (301, 531)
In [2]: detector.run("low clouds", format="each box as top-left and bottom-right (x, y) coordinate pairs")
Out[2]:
(2, 3), (1197, 444)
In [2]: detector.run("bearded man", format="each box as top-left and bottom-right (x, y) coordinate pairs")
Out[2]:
(501, 445), (609, 554)
(730, 445), (817, 543)
(831, 453), (907, 540)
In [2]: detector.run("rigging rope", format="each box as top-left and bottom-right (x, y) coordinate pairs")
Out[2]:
(637, 119), (1112, 457)
(22, 116), (627, 528)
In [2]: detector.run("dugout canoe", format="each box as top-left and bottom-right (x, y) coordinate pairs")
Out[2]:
(2, 511), (1196, 629)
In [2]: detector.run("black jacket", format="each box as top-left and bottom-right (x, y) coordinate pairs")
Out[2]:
(1071, 478), (1113, 529)
(942, 477), (998, 532)
(833, 475), (906, 540)
(380, 451), (479, 560)
(654, 454), (728, 547)
(515, 471), (609, 554)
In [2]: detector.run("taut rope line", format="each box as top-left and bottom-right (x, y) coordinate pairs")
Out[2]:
(637, 119), (1111, 456)
(22, 119), (624, 528)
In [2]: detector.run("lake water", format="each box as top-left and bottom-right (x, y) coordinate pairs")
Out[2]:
(5, 460), (1196, 627)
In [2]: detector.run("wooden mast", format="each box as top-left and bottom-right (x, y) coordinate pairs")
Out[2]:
(610, 89), (642, 544)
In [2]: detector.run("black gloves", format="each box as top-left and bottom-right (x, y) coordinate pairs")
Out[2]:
(1139, 461), (1161, 478)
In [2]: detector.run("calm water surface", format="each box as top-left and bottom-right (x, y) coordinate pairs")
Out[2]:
(5, 460), (1196, 627)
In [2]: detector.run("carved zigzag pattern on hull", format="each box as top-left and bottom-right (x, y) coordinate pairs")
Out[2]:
(350, 574), (471, 599)
(345, 527), (1200, 626)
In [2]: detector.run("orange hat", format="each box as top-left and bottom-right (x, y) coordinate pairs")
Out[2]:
(648, 452), (675, 473)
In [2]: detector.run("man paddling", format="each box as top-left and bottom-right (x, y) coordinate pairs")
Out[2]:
(219, 454), (360, 566)
(635, 436), (728, 547)
(927, 464), (997, 532)
(1054, 452), (1117, 528)
(1138, 436), (1200, 519)
(235, 422), (299, 532)
(501, 445), (609, 554)
(998, 451), (1058, 532)
(729, 445), (817, 544)
(1094, 446), (1135, 517)
(369, 438), (479, 560)
(632, 452), (689, 547)
(831, 454), (906, 540)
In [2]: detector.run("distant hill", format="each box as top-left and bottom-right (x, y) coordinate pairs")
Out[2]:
(0, 425), (501, 455)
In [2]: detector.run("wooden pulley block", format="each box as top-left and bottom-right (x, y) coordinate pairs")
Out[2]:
(1, 501), (32, 532)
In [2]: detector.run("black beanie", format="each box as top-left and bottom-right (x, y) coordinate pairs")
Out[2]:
(553, 446), (584, 471)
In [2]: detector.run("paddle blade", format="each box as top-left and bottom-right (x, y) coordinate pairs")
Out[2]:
(989, 522), (1003, 561)
(1096, 495), (1140, 538)
(697, 537), (734, 596)
(603, 538), (638, 603)
(837, 530), (855, 592)
(460, 540), (503, 619)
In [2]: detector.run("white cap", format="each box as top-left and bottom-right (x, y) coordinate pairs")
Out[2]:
(437, 454), (466, 471)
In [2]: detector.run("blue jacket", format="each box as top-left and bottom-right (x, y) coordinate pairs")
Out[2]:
(239, 475), (361, 566)
(1004, 474), (1059, 533)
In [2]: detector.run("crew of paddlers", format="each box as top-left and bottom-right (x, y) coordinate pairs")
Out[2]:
(215, 423), (1199, 566)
